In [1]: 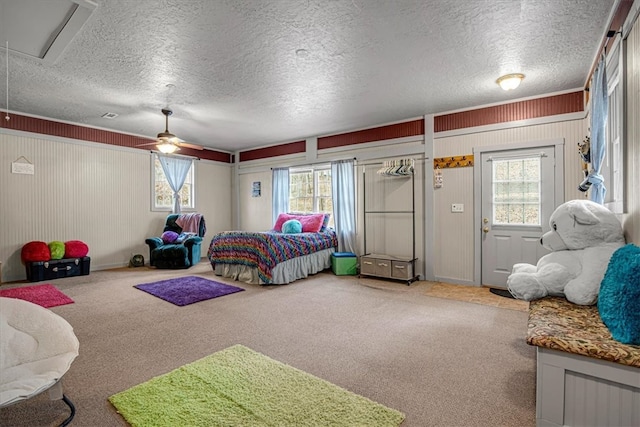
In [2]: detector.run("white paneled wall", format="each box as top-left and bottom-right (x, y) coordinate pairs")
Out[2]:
(0, 132), (232, 282)
(238, 170), (273, 231)
(433, 166), (475, 283)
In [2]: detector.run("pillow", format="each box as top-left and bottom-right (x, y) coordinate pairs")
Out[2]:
(598, 244), (640, 345)
(162, 231), (179, 244)
(282, 219), (302, 234)
(48, 241), (65, 260)
(273, 213), (325, 233)
(320, 213), (331, 232)
(65, 240), (89, 258)
(21, 241), (51, 263)
(287, 212), (331, 231)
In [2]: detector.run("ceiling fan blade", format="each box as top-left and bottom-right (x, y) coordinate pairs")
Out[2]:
(177, 141), (204, 150)
(136, 142), (161, 147)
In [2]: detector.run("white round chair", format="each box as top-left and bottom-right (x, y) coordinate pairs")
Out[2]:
(0, 297), (79, 426)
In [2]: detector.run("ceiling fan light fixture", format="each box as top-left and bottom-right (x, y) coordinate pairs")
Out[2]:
(496, 73), (525, 91)
(156, 141), (179, 154)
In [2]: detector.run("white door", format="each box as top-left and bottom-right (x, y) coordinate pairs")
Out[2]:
(481, 146), (556, 288)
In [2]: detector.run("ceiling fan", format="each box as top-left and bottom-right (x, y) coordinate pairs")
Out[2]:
(139, 108), (204, 153)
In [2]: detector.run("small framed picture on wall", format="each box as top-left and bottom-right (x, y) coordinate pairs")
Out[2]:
(252, 181), (261, 197)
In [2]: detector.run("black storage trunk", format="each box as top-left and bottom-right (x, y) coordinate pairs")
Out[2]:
(26, 257), (91, 282)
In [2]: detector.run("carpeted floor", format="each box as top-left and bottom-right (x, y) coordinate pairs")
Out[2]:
(0, 262), (536, 426)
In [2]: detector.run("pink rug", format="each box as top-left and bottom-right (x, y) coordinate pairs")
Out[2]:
(0, 284), (74, 308)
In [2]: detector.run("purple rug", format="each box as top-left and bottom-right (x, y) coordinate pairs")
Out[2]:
(134, 276), (244, 306)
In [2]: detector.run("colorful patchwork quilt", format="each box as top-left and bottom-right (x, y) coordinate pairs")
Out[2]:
(207, 230), (337, 283)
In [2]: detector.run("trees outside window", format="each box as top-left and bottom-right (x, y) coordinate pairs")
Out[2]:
(289, 166), (333, 227)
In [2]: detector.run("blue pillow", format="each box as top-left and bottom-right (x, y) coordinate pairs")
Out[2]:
(598, 244), (640, 345)
(282, 219), (302, 234)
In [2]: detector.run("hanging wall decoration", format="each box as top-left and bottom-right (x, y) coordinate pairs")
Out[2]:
(433, 155), (474, 169)
(252, 181), (261, 197)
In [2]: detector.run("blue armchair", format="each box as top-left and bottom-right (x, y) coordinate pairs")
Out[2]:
(145, 214), (206, 269)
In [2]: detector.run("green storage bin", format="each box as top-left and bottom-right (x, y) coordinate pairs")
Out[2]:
(331, 252), (358, 275)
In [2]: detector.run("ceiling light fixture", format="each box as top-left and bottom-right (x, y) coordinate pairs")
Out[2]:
(155, 108), (180, 154)
(156, 141), (179, 154)
(496, 73), (525, 91)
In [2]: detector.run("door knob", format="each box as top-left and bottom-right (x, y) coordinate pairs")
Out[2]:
(483, 226), (489, 233)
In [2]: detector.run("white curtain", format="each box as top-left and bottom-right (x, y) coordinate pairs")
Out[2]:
(587, 55), (608, 204)
(272, 168), (289, 225)
(158, 154), (193, 214)
(331, 159), (357, 254)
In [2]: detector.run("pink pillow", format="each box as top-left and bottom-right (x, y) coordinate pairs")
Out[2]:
(273, 213), (325, 233)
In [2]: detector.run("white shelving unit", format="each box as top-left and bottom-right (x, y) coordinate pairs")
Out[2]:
(361, 159), (419, 285)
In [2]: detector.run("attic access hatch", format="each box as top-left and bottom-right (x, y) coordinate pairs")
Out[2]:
(0, 0), (95, 63)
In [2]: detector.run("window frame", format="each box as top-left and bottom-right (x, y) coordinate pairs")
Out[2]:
(491, 156), (542, 226)
(150, 154), (196, 212)
(601, 35), (625, 213)
(288, 164), (333, 227)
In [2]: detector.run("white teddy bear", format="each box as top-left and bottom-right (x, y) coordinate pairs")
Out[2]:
(507, 199), (625, 305)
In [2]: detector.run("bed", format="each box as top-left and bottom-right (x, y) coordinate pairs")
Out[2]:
(207, 212), (338, 285)
(207, 229), (338, 285)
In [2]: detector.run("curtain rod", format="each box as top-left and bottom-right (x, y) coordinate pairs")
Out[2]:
(151, 150), (201, 161)
(585, 0), (632, 90)
(270, 157), (356, 170)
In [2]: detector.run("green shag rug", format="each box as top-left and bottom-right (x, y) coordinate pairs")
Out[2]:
(109, 344), (405, 427)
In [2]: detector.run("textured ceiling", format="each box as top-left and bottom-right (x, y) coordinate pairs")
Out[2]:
(0, 0), (618, 153)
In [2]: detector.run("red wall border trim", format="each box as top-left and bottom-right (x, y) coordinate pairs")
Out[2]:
(239, 140), (306, 162)
(434, 91), (584, 133)
(317, 119), (425, 150)
(0, 113), (232, 163)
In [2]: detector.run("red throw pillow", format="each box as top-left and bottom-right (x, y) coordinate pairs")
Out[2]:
(65, 240), (89, 258)
(21, 241), (51, 263)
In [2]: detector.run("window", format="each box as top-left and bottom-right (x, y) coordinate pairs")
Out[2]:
(492, 157), (541, 225)
(289, 166), (333, 227)
(151, 155), (195, 211)
(602, 36), (625, 213)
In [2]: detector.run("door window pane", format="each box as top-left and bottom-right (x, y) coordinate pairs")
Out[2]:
(493, 157), (541, 225)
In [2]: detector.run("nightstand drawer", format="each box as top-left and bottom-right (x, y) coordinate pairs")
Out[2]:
(391, 260), (413, 280)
